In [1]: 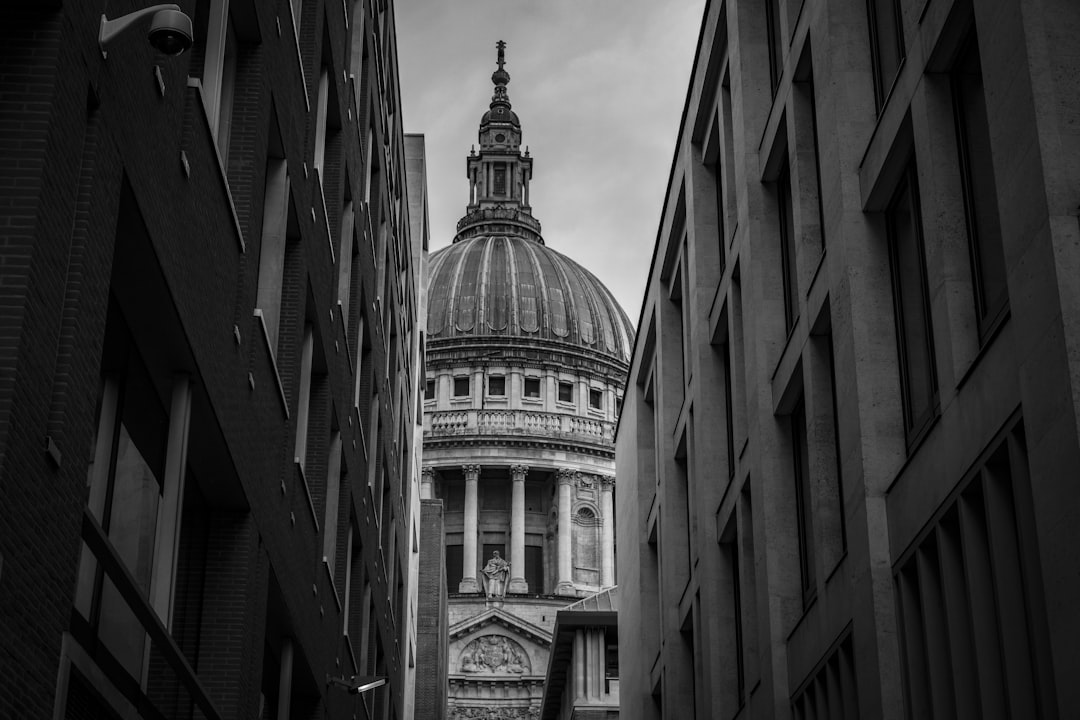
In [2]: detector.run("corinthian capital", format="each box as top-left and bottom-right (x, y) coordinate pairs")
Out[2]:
(421, 467), (436, 482)
(510, 464), (529, 481)
(556, 468), (577, 486)
(462, 464), (482, 480)
(597, 474), (615, 490)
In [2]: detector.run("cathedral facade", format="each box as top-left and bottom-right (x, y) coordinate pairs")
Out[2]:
(421, 44), (632, 719)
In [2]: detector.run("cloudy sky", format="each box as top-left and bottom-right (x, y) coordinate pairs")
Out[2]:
(395, 0), (705, 325)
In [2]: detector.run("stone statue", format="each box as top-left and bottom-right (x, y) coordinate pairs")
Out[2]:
(482, 550), (510, 599)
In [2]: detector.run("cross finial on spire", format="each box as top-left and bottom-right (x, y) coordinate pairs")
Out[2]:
(496, 40), (506, 71)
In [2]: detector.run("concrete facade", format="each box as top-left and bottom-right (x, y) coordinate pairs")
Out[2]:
(418, 44), (633, 720)
(0, 2), (424, 719)
(539, 588), (620, 720)
(616, 0), (1080, 718)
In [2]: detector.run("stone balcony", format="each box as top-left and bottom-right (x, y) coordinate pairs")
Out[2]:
(424, 409), (615, 446)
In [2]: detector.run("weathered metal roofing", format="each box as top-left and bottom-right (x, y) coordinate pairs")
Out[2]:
(427, 234), (635, 363)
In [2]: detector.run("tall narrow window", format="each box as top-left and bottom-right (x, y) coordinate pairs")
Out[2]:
(765, 0), (784, 92)
(952, 30), (1007, 339)
(721, 73), (737, 240)
(255, 121), (291, 355)
(791, 400), (815, 603)
(314, 64), (331, 175)
(720, 518), (745, 705)
(196, 0), (235, 161)
(867, 0), (905, 108)
(887, 164), (938, 444)
(777, 159), (798, 331)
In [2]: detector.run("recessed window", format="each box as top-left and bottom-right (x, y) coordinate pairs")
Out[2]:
(488, 376), (505, 396)
(558, 382), (573, 403)
(589, 388), (603, 410)
(453, 377), (470, 398)
(887, 163), (938, 445)
(524, 377), (541, 399)
(952, 30), (1007, 339)
(424, 378), (434, 400)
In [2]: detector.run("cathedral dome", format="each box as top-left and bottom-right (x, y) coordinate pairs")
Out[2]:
(426, 233), (634, 364)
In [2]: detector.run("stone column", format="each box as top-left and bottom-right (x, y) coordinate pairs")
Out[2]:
(460, 464), (481, 593)
(420, 466), (434, 500)
(556, 468), (576, 594)
(599, 475), (615, 588)
(509, 464), (529, 593)
(574, 629), (586, 701)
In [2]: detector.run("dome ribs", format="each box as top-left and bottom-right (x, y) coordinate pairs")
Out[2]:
(454, 238), (484, 333)
(485, 237), (510, 332)
(427, 247), (454, 336)
(425, 235), (633, 362)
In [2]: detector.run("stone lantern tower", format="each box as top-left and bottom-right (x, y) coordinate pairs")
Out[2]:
(422, 42), (633, 720)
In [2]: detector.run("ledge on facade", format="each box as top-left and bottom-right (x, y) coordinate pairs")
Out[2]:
(426, 409), (615, 444)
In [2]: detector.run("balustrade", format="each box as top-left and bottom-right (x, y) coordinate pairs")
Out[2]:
(425, 409), (613, 443)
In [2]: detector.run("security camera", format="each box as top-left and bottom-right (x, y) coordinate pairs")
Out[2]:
(326, 675), (388, 695)
(100, 4), (193, 58)
(148, 9), (193, 55)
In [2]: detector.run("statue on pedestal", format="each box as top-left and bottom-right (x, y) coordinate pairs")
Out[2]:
(481, 550), (510, 599)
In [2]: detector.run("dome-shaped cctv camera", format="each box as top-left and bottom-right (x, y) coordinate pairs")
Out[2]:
(148, 9), (193, 55)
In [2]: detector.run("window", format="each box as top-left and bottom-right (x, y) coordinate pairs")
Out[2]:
(453, 376), (470, 398)
(765, 0), (784, 92)
(791, 400), (815, 603)
(887, 163), (938, 445)
(777, 159), (798, 331)
(589, 388), (603, 410)
(558, 381), (573, 403)
(255, 117), (291, 355)
(524, 377), (541, 399)
(488, 375), (505, 396)
(195, 0), (236, 162)
(525, 544), (544, 592)
(952, 30), (1007, 339)
(446, 545), (463, 593)
(494, 163), (507, 195)
(424, 378), (435, 400)
(720, 519), (745, 705)
(867, 0), (905, 108)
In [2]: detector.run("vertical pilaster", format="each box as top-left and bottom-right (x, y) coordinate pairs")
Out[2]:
(600, 475), (615, 588)
(574, 628), (586, 702)
(461, 464), (481, 592)
(557, 468), (576, 594)
(420, 466), (434, 500)
(509, 464), (529, 593)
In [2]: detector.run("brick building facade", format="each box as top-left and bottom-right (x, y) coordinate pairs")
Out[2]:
(617, 0), (1080, 718)
(0, 1), (425, 718)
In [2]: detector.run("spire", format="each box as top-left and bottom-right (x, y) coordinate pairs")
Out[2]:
(456, 42), (542, 244)
(491, 39), (511, 109)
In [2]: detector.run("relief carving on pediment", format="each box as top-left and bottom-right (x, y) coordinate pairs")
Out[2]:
(458, 634), (532, 674)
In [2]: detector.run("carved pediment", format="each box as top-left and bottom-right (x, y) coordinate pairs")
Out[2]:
(459, 635), (531, 675)
(449, 608), (552, 679)
(449, 606), (552, 647)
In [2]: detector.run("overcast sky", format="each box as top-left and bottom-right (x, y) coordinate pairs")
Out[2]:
(395, 0), (705, 325)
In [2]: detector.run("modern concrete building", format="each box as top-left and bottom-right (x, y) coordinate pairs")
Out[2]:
(419, 44), (634, 720)
(540, 587), (620, 720)
(616, 0), (1080, 718)
(0, 2), (425, 719)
